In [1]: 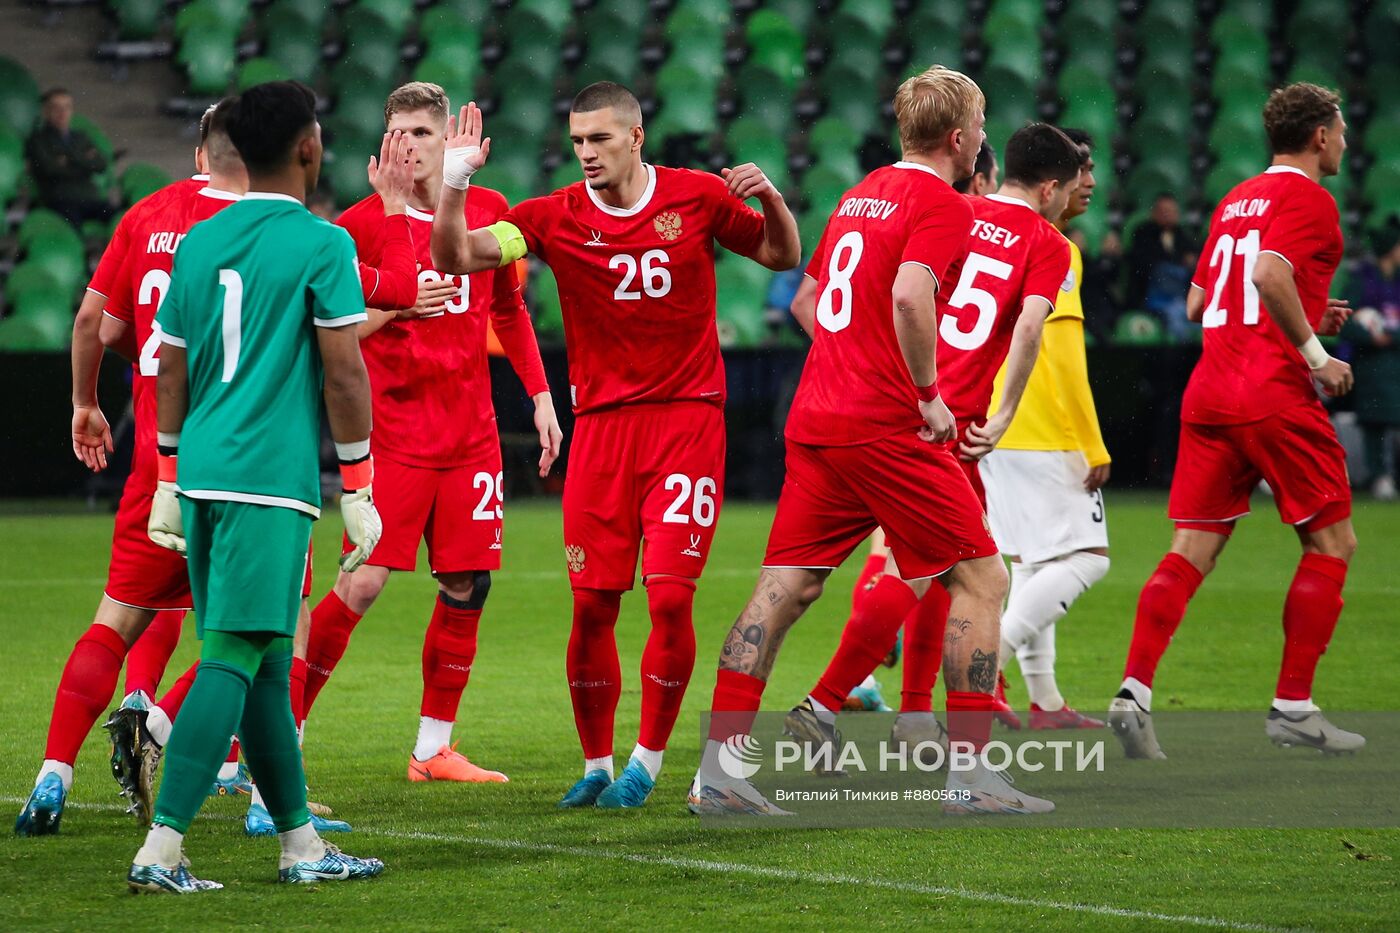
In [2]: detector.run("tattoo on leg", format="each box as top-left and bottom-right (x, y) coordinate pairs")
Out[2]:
(946, 617), (972, 643)
(968, 648), (997, 694)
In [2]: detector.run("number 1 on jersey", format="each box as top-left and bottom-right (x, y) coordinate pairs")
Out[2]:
(219, 268), (243, 382)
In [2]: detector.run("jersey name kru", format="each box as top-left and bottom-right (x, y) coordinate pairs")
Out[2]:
(836, 197), (899, 220)
(146, 231), (186, 255)
(1221, 198), (1272, 222)
(969, 219), (1021, 249)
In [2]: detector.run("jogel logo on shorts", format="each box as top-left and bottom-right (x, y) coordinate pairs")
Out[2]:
(565, 545), (586, 574)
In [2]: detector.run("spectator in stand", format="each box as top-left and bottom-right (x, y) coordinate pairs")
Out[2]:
(1127, 193), (1196, 342)
(25, 88), (114, 227)
(1078, 227), (1124, 345)
(1340, 218), (1400, 500)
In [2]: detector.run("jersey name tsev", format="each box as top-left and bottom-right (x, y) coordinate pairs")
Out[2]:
(787, 161), (975, 447)
(935, 193), (1071, 424)
(1184, 165), (1343, 425)
(491, 164), (767, 414)
(156, 194), (367, 516)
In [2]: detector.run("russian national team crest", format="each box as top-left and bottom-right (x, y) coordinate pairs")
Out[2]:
(565, 545), (586, 574)
(653, 210), (682, 241)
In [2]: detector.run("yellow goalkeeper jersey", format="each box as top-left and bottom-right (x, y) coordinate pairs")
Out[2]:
(988, 236), (1111, 466)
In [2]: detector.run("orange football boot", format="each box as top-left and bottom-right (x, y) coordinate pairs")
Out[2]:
(407, 743), (509, 783)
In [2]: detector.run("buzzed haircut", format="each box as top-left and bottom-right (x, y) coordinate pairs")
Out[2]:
(1264, 82), (1342, 154)
(226, 81), (318, 174)
(202, 97), (240, 171)
(571, 81), (643, 125)
(953, 140), (997, 193)
(1003, 123), (1082, 186)
(385, 81), (449, 126)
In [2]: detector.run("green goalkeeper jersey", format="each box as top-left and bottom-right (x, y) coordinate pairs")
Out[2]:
(156, 192), (367, 517)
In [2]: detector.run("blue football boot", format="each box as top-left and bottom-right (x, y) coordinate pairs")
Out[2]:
(209, 762), (253, 798)
(594, 757), (656, 809)
(846, 677), (893, 712)
(127, 861), (223, 894)
(14, 772), (66, 836)
(556, 769), (612, 808)
(245, 802), (351, 837)
(278, 843), (384, 883)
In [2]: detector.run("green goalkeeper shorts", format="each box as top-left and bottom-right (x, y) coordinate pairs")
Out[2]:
(181, 497), (312, 637)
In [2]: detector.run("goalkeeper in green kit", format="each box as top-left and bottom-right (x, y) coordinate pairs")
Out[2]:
(128, 81), (386, 893)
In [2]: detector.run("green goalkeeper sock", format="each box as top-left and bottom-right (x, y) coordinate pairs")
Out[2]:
(236, 637), (310, 833)
(152, 630), (271, 833)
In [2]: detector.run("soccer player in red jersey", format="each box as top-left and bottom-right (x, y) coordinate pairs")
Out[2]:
(783, 124), (1081, 754)
(1109, 83), (1364, 758)
(431, 81), (800, 808)
(300, 82), (561, 785)
(688, 67), (1051, 817)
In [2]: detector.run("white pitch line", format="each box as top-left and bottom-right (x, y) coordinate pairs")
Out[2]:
(4, 796), (1295, 932)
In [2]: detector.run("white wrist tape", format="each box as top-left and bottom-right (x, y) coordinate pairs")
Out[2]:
(156, 431), (181, 448)
(334, 439), (371, 462)
(1299, 335), (1329, 370)
(443, 146), (480, 190)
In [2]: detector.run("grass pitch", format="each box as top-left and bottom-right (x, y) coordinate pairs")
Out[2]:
(1, 494), (1397, 930)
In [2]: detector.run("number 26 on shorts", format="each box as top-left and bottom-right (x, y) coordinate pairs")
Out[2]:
(662, 473), (716, 527)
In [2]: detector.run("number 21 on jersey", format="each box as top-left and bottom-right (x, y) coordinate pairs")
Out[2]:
(1202, 230), (1261, 328)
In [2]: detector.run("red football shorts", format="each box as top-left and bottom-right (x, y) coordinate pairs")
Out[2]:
(1169, 400), (1352, 531)
(764, 431), (998, 580)
(350, 449), (504, 574)
(105, 443), (193, 611)
(562, 401), (726, 591)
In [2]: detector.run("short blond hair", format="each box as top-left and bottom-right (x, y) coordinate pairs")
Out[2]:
(894, 65), (984, 155)
(384, 81), (449, 127)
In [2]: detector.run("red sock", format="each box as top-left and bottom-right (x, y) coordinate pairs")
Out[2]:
(851, 552), (886, 612)
(638, 578), (697, 751)
(156, 661), (198, 719)
(420, 592), (482, 721)
(122, 610), (184, 697)
(567, 589), (623, 759)
(1277, 553), (1347, 701)
(707, 669), (767, 743)
(900, 584), (949, 713)
(227, 737), (240, 764)
(289, 656), (308, 729)
(43, 623), (129, 765)
(811, 575), (919, 711)
(303, 591), (363, 715)
(1123, 552), (1204, 687)
(946, 690), (995, 753)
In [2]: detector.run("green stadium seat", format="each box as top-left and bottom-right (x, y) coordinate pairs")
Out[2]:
(0, 130), (21, 202)
(268, 0), (327, 30)
(1363, 160), (1400, 218)
(1060, 0), (1115, 36)
(505, 0), (572, 39)
(664, 7), (726, 51)
(986, 39), (1041, 85)
(418, 8), (479, 51)
(818, 70), (880, 139)
(649, 94), (719, 143)
(341, 5), (407, 48)
(526, 261), (564, 337)
(0, 291), (73, 351)
(1114, 310), (1165, 346)
(17, 208), (72, 247)
(981, 65), (1037, 124)
(828, 0), (895, 46)
(265, 31), (324, 84)
(24, 231), (86, 293)
(763, 0), (816, 36)
(1059, 98), (1114, 149)
(715, 261), (769, 348)
(825, 42), (884, 82)
(356, 0), (415, 31)
(330, 82), (392, 140)
(119, 163), (173, 205)
(1208, 102), (1267, 162)
(490, 88), (555, 140)
(546, 160), (579, 193)
(744, 11), (805, 89)
(1128, 151), (1191, 196)
(1321, 168), (1350, 208)
(322, 145), (374, 205)
(736, 68), (797, 135)
(907, 31), (962, 75)
(578, 29), (640, 87)
(3, 262), (64, 308)
(1204, 155), (1257, 206)
(987, 0), (1044, 31)
(174, 0), (245, 40)
(807, 117), (862, 158)
(237, 57), (291, 91)
(0, 58), (39, 136)
(114, 0), (166, 41)
(177, 33), (238, 96)
(333, 40), (402, 89)
(431, 0), (491, 27)
(1057, 61), (1110, 112)
(413, 53), (475, 105)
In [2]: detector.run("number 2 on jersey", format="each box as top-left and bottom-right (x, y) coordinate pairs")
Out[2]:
(137, 269), (172, 376)
(1202, 230), (1261, 328)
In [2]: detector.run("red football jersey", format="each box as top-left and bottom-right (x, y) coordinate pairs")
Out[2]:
(786, 162), (975, 447)
(104, 178), (242, 455)
(1184, 166), (1343, 425)
(936, 194), (1071, 423)
(337, 189), (549, 468)
(87, 176), (212, 300)
(502, 164), (766, 414)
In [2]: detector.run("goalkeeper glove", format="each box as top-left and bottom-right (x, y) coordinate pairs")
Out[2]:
(338, 445), (381, 572)
(148, 445), (186, 555)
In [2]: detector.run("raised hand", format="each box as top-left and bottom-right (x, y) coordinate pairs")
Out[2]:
(368, 130), (416, 214)
(443, 102), (491, 189)
(722, 162), (779, 203)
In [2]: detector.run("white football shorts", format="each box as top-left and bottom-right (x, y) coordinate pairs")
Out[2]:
(980, 449), (1109, 564)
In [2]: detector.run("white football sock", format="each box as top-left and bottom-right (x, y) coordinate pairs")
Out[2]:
(250, 784), (265, 810)
(697, 740), (726, 782)
(1273, 697), (1317, 713)
(216, 760), (239, 781)
(413, 717), (454, 762)
(1003, 553), (1110, 653)
(1000, 560), (1040, 662)
(277, 820), (327, 869)
(145, 704), (173, 747)
(631, 744), (663, 780)
(585, 755), (615, 779)
(1019, 623), (1063, 710)
(806, 696), (837, 725)
(857, 673), (878, 691)
(37, 760), (74, 792)
(135, 824), (183, 868)
(1120, 676), (1152, 711)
